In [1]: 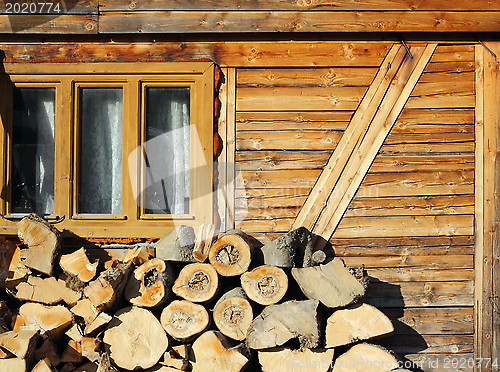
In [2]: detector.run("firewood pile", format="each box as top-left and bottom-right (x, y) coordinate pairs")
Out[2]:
(0, 214), (411, 372)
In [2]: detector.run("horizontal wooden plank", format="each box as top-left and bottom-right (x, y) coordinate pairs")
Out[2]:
(383, 307), (474, 335)
(98, 0), (500, 11)
(0, 14), (97, 33)
(380, 334), (473, 354)
(367, 267), (474, 282)
(0, 0), (97, 14)
(380, 142), (475, 153)
(428, 45), (475, 63)
(236, 130), (343, 150)
(343, 254), (473, 269)
(424, 61), (475, 74)
(236, 86), (367, 111)
(335, 245), (474, 257)
(236, 151), (330, 170)
(384, 133), (475, 145)
(236, 67), (377, 87)
(236, 214), (474, 236)
(405, 353), (474, 372)
(330, 235), (475, 248)
(417, 70), (474, 84)
(98, 11), (500, 33)
(397, 108), (474, 124)
(405, 93), (475, 109)
(391, 123), (474, 134)
(237, 120), (349, 131)
(236, 111), (353, 123)
(365, 281), (474, 307)
(0, 41), (391, 67)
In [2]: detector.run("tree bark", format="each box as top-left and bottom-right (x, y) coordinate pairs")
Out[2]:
(103, 306), (169, 371)
(125, 258), (173, 307)
(191, 331), (250, 372)
(59, 248), (98, 283)
(213, 287), (253, 341)
(172, 263), (219, 303)
(17, 213), (62, 276)
(208, 230), (253, 276)
(259, 347), (335, 372)
(260, 227), (313, 268)
(247, 299), (321, 350)
(325, 303), (394, 348)
(291, 257), (366, 309)
(155, 225), (196, 262)
(332, 343), (399, 372)
(160, 300), (209, 342)
(240, 265), (288, 305)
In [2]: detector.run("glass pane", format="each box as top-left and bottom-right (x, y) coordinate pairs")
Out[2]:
(12, 88), (55, 215)
(79, 88), (123, 214)
(144, 87), (190, 214)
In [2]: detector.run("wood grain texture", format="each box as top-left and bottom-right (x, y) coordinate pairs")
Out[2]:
(0, 15), (97, 33)
(0, 0), (98, 14)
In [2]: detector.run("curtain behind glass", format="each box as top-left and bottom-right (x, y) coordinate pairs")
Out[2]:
(145, 87), (190, 214)
(79, 88), (123, 214)
(12, 88), (55, 215)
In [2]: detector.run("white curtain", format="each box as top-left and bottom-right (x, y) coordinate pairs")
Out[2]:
(80, 88), (123, 214)
(12, 88), (55, 215)
(144, 87), (190, 214)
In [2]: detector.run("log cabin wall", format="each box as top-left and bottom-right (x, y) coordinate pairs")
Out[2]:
(1, 1), (500, 371)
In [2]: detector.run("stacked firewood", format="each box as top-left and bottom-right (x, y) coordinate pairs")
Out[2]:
(0, 214), (411, 372)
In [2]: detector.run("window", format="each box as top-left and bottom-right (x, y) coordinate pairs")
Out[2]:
(0, 63), (215, 238)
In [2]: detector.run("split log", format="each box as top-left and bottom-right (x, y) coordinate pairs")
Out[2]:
(17, 213), (61, 276)
(0, 301), (13, 331)
(59, 248), (98, 283)
(81, 337), (101, 363)
(0, 329), (39, 359)
(193, 223), (217, 263)
(332, 343), (399, 372)
(122, 246), (152, 265)
(191, 331), (250, 372)
(240, 265), (288, 305)
(34, 339), (61, 367)
(84, 260), (133, 311)
(325, 303), (394, 348)
(32, 358), (55, 372)
(103, 306), (169, 370)
(125, 258), (173, 307)
(208, 230), (253, 276)
(172, 263), (219, 303)
(0, 358), (27, 370)
(66, 324), (84, 342)
(71, 299), (99, 324)
(155, 225), (196, 262)
(15, 302), (72, 339)
(260, 227), (313, 268)
(61, 339), (83, 363)
(291, 257), (366, 308)
(0, 239), (30, 286)
(160, 300), (209, 341)
(85, 312), (112, 335)
(15, 276), (81, 306)
(161, 346), (190, 370)
(213, 287), (253, 341)
(259, 348), (335, 372)
(247, 299), (320, 350)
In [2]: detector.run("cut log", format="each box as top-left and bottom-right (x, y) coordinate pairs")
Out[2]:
(208, 230), (253, 276)
(193, 223), (217, 263)
(172, 263), (219, 303)
(332, 343), (399, 372)
(191, 331), (250, 372)
(0, 239), (30, 286)
(103, 306), (169, 370)
(71, 299), (99, 324)
(125, 258), (173, 307)
(34, 339), (61, 367)
(311, 250), (327, 265)
(84, 260), (133, 311)
(66, 324), (84, 342)
(247, 299), (320, 350)
(325, 303), (394, 348)
(160, 300), (209, 342)
(0, 358), (27, 370)
(259, 347), (335, 372)
(15, 276), (81, 306)
(122, 246), (152, 265)
(0, 329), (39, 359)
(59, 248), (98, 283)
(161, 347), (190, 370)
(213, 287), (253, 341)
(16, 302), (72, 340)
(260, 227), (313, 268)
(291, 257), (366, 308)
(240, 265), (288, 305)
(81, 337), (101, 362)
(17, 213), (62, 276)
(32, 358), (56, 372)
(155, 225), (196, 262)
(61, 339), (83, 363)
(85, 312), (112, 335)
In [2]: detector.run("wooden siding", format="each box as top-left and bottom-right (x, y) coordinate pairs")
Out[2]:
(234, 43), (475, 368)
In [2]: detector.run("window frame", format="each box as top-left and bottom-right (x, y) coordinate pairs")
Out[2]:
(0, 62), (215, 238)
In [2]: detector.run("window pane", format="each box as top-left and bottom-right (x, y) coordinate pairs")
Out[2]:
(12, 88), (55, 215)
(79, 88), (123, 214)
(144, 87), (190, 214)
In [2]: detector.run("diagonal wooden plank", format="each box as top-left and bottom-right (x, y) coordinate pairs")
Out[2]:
(313, 44), (437, 243)
(292, 43), (406, 231)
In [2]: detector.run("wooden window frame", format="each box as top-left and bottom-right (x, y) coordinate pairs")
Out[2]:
(0, 62), (215, 238)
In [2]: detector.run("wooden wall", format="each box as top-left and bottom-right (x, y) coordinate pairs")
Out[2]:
(234, 43), (475, 370)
